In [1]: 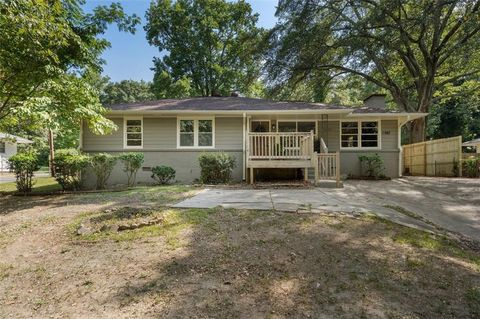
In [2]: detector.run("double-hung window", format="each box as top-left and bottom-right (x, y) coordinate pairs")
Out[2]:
(178, 118), (214, 148)
(124, 117), (143, 148)
(341, 121), (380, 149)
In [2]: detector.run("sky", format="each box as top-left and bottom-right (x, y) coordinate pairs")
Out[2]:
(83, 0), (278, 82)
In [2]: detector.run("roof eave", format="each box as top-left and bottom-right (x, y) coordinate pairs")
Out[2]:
(106, 109), (354, 115)
(347, 112), (428, 120)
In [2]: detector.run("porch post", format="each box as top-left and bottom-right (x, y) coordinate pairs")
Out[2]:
(336, 151), (340, 188)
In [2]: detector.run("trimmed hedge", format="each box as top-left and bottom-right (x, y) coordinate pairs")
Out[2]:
(53, 149), (90, 191)
(198, 152), (236, 184)
(119, 152), (144, 187)
(8, 151), (39, 193)
(151, 165), (176, 185)
(359, 153), (385, 178)
(90, 153), (117, 189)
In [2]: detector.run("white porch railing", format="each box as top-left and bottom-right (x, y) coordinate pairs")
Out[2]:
(248, 131), (314, 160)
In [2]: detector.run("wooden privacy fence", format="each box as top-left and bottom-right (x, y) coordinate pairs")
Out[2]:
(402, 136), (462, 177)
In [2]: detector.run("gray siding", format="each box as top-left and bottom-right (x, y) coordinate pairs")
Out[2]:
(318, 119), (400, 178)
(143, 118), (176, 149)
(380, 120), (398, 150)
(82, 116), (244, 185)
(82, 117), (123, 151)
(215, 117), (243, 150)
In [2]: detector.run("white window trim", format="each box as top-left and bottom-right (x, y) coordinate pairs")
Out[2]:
(276, 120), (318, 136)
(123, 117), (143, 149)
(339, 120), (382, 150)
(177, 117), (215, 149)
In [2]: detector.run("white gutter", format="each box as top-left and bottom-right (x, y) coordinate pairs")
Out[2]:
(347, 112), (428, 119)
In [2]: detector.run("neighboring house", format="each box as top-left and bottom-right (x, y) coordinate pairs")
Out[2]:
(80, 94), (427, 186)
(463, 138), (480, 153)
(0, 133), (33, 172)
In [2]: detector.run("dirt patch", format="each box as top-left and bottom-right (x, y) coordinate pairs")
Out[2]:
(1, 187), (479, 318)
(75, 207), (165, 235)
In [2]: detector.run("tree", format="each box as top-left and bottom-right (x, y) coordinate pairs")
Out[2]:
(101, 80), (156, 105)
(427, 90), (480, 141)
(0, 0), (140, 172)
(0, 0), (140, 128)
(266, 0), (480, 142)
(145, 0), (265, 97)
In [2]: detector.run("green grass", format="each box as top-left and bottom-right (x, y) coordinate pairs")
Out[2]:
(0, 176), (61, 194)
(69, 208), (214, 247)
(465, 286), (480, 317)
(393, 227), (480, 271)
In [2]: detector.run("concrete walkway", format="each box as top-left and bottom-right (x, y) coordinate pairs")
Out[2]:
(174, 177), (480, 241)
(173, 188), (438, 234)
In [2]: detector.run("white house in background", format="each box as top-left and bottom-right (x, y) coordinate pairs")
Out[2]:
(0, 133), (33, 172)
(463, 138), (480, 153)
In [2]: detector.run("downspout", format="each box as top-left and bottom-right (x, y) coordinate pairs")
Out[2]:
(398, 115), (411, 177)
(242, 113), (246, 180)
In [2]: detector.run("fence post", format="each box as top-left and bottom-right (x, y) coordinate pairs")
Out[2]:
(458, 136), (463, 177)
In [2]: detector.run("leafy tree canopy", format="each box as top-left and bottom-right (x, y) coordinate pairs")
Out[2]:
(145, 0), (266, 97)
(0, 0), (140, 134)
(100, 79), (156, 105)
(266, 0), (480, 142)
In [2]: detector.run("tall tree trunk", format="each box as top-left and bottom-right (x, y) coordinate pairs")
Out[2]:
(48, 129), (55, 177)
(409, 117), (426, 144)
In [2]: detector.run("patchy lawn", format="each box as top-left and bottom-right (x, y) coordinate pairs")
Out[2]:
(0, 187), (479, 318)
(0, 176), (61, 193)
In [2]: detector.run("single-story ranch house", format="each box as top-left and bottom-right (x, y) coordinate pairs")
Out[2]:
(80, 94), (427, 186)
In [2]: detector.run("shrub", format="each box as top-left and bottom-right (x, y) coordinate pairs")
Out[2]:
(8, 151), (39, 193)
(90, 153), (117, 189)
(463, 158), (480, 177)
(151, 165), (176, 185)
(53, 149), (90, 191)
(119, 152), (144, 187)
(359, 153), (385, 178)
(198, 152), (236, 184)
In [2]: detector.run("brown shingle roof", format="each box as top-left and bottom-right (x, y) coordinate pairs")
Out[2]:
(106, 97), (350, 111)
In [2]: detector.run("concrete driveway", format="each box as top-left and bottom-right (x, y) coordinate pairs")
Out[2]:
(174, 177), (480, 242)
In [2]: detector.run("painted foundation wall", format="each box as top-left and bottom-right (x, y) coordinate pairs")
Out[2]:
(82, 116), (244, 186)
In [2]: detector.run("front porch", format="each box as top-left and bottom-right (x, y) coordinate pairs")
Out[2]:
(246, 131), (340, 186)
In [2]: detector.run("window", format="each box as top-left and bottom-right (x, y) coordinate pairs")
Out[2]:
(341, 121), (379, 149)
(278, 121), (316, 134)
(361, 121), (379, 147)
(251, 121), (270, 132)
(0, 142), (5, 153)
(178, 118), (214, 148)
(124, 118), (143, 148)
